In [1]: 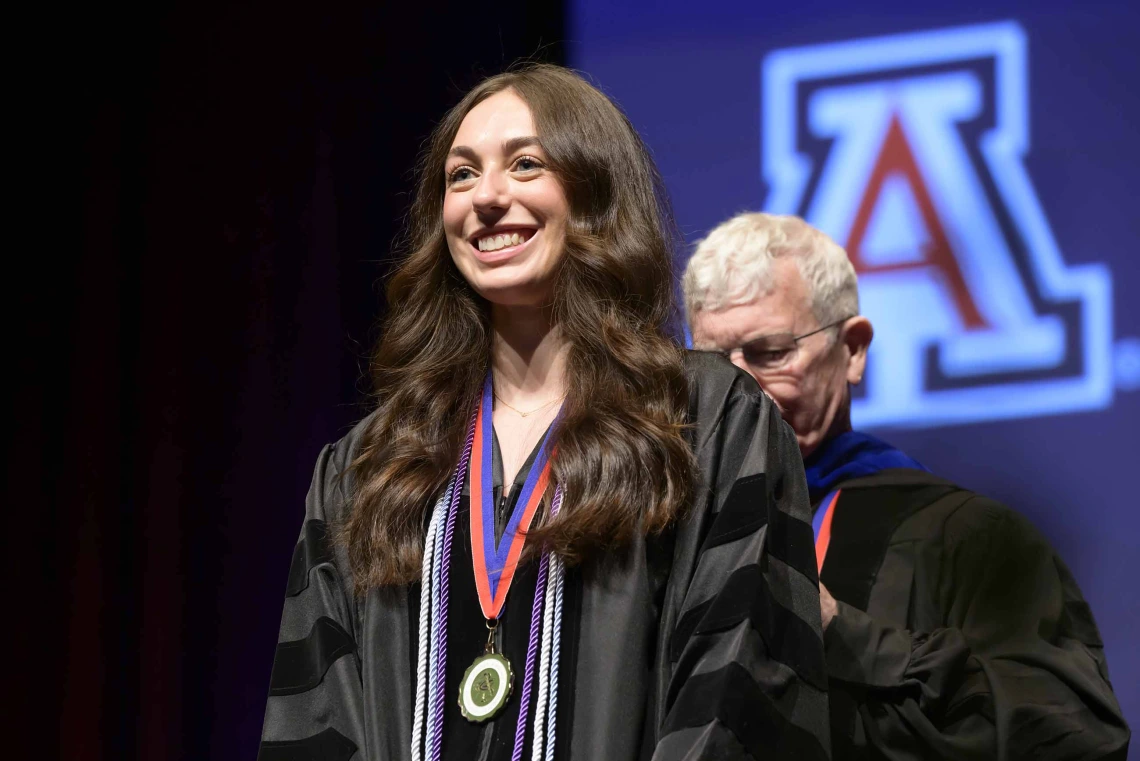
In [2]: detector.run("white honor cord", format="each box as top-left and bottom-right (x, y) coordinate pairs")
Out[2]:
(530, 551), (560, 761)
(411, 490), (445, 761)
(543, 553), (565, 761)
(413, 484), (451, 761)
(534, 487), (566, 761)
(425, 490), (448, 757)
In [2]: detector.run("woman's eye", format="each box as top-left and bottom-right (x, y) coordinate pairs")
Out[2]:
(447, 167), (475, 184)
(514, 156), (543, 172)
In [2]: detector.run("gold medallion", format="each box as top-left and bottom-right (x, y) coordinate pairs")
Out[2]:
(458, 653), (513, 722)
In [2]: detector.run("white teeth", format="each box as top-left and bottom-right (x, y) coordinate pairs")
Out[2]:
(476, 231), (530, 253)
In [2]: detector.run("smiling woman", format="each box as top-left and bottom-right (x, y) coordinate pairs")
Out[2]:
(442, 92), (569, 307)
(258, 64), (831, 761)
(344, 66), (696, 587)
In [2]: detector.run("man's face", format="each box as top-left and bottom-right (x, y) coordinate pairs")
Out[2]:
(690, 258), (867, 458)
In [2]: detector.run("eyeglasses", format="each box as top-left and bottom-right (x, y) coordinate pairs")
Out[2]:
(715, 317), (855, 372)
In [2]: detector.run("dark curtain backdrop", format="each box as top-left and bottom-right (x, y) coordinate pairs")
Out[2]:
(11, 3), (565, 759)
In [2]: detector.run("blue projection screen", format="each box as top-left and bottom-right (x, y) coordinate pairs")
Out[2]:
(571, 0), (1139, 740)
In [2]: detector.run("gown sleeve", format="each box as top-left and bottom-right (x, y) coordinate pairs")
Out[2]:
(824, 497), (1131, 760)
(653, 368), (831, 760)
(258, 442), (368, 761)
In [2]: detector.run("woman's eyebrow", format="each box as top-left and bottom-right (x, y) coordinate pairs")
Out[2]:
(447, 145), (479, 161)
(502, 136), (541, 154)
(448, 136), (542, 161)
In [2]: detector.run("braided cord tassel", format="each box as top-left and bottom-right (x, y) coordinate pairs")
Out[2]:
(424, 484), (448, 758)
(530, 556), (557, 760)
(428, 412), (477, 761)
(531, 487), (565, 761)
(412, 487), (449, 761)
(511, 551), (550, 761)
(542, 551), (565, 761)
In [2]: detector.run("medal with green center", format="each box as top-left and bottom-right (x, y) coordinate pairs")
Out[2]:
(459, 651), (513, 722)
(461, 376), (557, 723)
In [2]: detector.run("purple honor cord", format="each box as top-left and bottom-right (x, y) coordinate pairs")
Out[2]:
(512, 551), (551, 760)
(429, 415), (475, 761)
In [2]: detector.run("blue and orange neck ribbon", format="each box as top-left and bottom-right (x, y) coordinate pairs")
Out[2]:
(812, 489), (840, 575)
(470, 375), (558, 622)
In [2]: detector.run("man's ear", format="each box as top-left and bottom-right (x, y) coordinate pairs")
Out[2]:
(842, 316), (873, 384)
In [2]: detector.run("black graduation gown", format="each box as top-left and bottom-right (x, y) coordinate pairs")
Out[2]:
(817, 469), (1130, 760)
(258, 352), (831, 761)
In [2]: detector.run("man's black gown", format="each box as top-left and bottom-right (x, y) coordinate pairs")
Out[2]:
(258, 353), (831, 761)
(818, 468), (1130, 760)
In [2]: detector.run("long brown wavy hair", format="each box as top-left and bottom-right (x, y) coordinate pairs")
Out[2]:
(341, 64), (695, 591)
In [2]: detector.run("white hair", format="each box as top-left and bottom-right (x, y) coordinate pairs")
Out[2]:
(682, 212), (858, 325)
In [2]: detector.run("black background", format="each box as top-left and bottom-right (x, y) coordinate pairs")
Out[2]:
(11, 2), (565, 758)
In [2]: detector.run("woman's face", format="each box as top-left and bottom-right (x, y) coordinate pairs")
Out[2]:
(443, 90), (570, 307)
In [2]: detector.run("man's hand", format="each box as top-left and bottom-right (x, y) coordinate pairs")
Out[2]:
(820, 582), (838, 632)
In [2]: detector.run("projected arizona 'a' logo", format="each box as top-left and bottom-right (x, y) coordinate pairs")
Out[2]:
(762, 21), (1115, 427)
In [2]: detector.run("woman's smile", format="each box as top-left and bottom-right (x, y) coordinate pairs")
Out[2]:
(468, 226), (539, 264)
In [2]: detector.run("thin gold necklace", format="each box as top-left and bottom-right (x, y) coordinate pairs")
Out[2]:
(493, 390), (566, 418)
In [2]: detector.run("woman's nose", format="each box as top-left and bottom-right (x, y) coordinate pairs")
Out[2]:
(472, 169), (510, 215)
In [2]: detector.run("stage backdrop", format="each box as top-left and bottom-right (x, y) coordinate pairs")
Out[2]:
(570, 0), (1140, 741)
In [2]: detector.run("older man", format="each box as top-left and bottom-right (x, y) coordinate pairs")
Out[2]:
(683, 212), (1129, 760)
